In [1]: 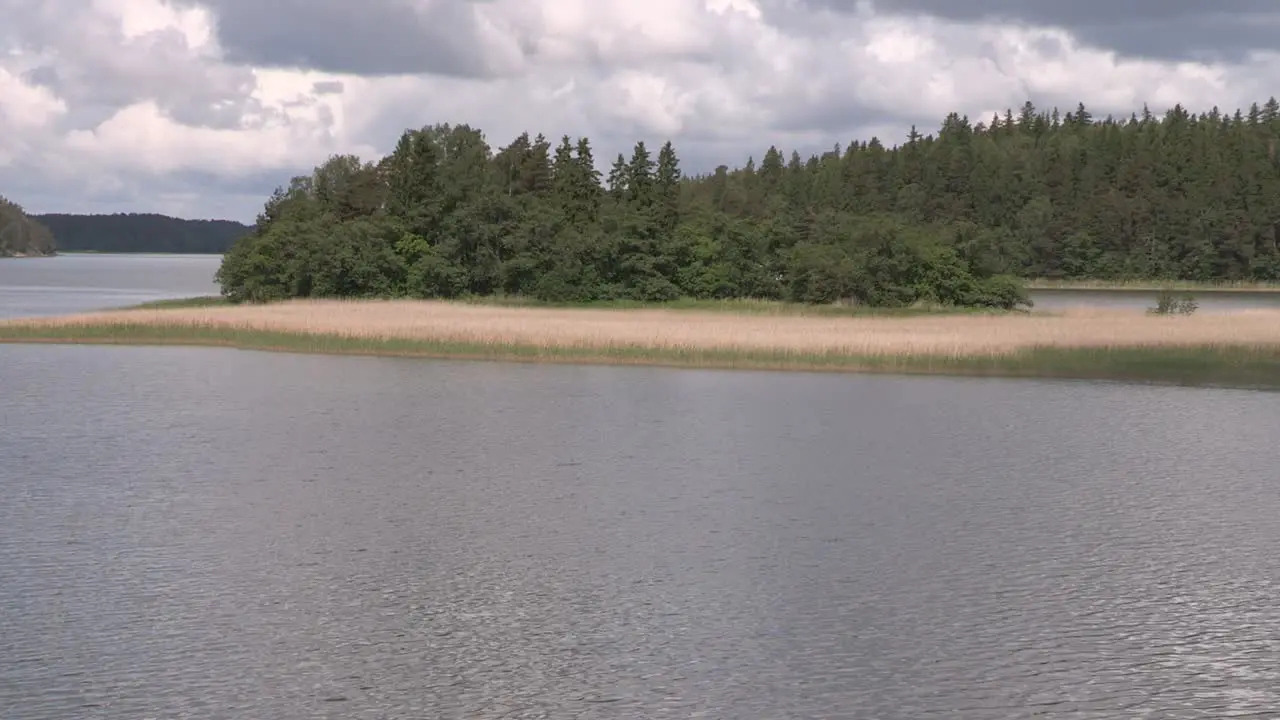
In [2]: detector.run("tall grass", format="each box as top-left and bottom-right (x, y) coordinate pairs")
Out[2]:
(454, 295), (1020, 317)
(3, 299), (1279, 388)
(8, 298), (1277, 354)
(120, 296), (228, 310)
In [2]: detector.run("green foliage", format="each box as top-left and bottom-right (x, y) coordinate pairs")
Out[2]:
(34, 213), (249, 253)
(1149, 290), (1199, 315)
(220, 98), (1280, 309)
(123, 296), (227, 310)
(0, 196), (56, 257)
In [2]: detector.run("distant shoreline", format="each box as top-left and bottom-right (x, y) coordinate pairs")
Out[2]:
(11, 255), (1278, 293)
(53, 251), (225, 256)
(12, 251), (1280, 293)
(2, 298), (1278, 390)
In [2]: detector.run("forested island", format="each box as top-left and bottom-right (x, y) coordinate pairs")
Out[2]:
(217, 98), (1280, 309)
(0, 196), (56, 257)
(6, 99), (1280, 388)
(35, 213), (250, 254)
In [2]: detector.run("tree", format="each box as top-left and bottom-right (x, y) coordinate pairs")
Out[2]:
(220, 95), (1280, 307)
(606, 153), (628, 200)
(655, 140), (681, 232)
(0, 196), (56, 257)
(626, 141), (654, 206)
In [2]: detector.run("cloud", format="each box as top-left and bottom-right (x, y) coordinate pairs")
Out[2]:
(1, 0), (1278, 222)
(188, 0), (527, 77)
(6, 0), (258, 131)
(816, 1), (1280, 62)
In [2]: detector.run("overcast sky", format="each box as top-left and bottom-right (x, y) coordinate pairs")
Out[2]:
(3, 0), (1279, 222)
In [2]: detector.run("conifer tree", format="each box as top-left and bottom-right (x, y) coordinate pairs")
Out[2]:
(220, 96), (1280, 307)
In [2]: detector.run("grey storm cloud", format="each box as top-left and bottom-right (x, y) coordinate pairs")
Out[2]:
(184, 0), (1280, 81)
(861, 0), (1278, 26)
(186, 0), (512, 76)
(311, 80), (346, 95)
(807, 1), (1280, 61)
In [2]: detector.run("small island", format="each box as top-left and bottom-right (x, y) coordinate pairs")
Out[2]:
(0, 195), (56, 258)
(3, 297), (1278, 389)
(4, 98), (1280, 388)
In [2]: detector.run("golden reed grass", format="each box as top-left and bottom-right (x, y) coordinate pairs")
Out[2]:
(5, 299), (1280, 357)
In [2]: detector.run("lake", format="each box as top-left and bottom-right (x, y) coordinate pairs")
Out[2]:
(1029, 288), (1280, 314)
(0, 253), (221, 319)
(2, 255), (1280, 719)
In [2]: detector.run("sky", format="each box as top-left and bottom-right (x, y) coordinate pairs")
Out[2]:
(2, 1), (1279, 222)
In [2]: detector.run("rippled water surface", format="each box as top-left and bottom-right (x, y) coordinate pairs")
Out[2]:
(0, 253), (221, 318)
(3, 345), (1280, 719)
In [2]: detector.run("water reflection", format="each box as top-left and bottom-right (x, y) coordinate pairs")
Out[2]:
(1028, 288), (1280, 314)
(2, 346), (1278, 718)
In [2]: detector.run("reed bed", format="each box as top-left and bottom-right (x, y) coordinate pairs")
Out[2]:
(4, 298), (1280, 356)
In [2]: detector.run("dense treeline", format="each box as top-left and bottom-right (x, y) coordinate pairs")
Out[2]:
(37, 213), (251, 254)
(0, 196), (56, 257)
(219, 98), (1280, 307)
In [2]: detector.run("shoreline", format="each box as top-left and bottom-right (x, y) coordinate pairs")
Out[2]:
(1024, 279), (1280, 293)
(120, 294), (1022, 317)
(2, 299), (1279, 390)
(50, 250), (227, 256)
(2, 326), (1279, 391)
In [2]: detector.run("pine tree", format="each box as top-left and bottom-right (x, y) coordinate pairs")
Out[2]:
(627, 141), (654, 206)
(386, 129), (442, 238)
(222, 94), (1280, 307)
(655, 141), (681, 231)
(1075, 102), (1093, 127)
(521, 133), (553, 195)
(573, 137), (603, 222)
(606, 153), (628, 200)
(552, 135), (576, 189)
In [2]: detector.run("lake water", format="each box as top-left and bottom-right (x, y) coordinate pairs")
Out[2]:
(1029, 288), (1280, 314)
(3, 255), (1280, 719)
(0, 253), (221, 319)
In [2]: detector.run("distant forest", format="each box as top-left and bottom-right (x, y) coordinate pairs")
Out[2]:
(36, 213), (251, 254)
(0, 195), (56, 257)
(217, 98), (1280, 307)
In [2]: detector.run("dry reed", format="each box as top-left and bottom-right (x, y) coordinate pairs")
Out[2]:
(5, 299), (1280, 357)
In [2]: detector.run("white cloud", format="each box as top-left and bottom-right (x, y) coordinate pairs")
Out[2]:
(99, 0), (213, 46)
(0, 67), (65, 167)
(0, 68), (67, 128)
(60, 94), (364, 177)
(525, 0), (726, 63)
(1, 0), (1278, 221)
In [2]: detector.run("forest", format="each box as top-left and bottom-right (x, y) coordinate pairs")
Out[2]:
(217, 98), (1280, 308)
(35, 213), (251, 254)
(0, 196), (56, 257)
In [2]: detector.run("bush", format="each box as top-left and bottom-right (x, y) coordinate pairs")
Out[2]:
(1149, 290), (1198, 315)
(974, 274), (1033, 310)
